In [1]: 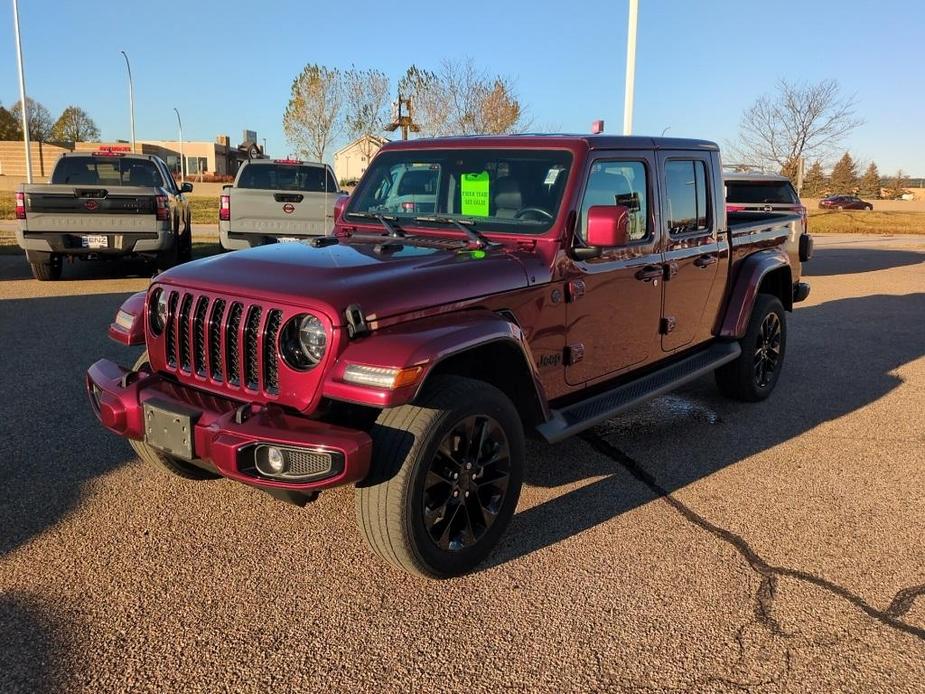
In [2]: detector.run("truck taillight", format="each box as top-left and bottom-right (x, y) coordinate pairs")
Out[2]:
(726, 204), (745, 212)
(219, 194), (231, 221)
(15, 191), (26, 219)
(401, 201), (416, 212)
(155, 195), (170, 221)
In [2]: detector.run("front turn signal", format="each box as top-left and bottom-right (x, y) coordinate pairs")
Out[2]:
(343, 364), (424, 390)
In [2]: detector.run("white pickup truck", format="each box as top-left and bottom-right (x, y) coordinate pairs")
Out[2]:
(219, 159), (346, 250)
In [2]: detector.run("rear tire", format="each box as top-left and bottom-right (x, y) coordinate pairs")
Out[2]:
(355, 376), (524, 578)
(29, 253), (62, 281)
(129, 352), (220, 480)
(715, 294), (786, 402)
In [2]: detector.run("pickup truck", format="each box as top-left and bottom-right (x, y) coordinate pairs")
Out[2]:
(219, 158), (346, 250)
(87, 134), (812, 579)
(16, 148), (193, 280)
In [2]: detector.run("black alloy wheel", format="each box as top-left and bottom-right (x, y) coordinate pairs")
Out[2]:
(422, 414), (511, 551)
(754, 312), (782, 389)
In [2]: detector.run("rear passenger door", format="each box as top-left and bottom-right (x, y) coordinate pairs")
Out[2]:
(658, 153), (723, 352)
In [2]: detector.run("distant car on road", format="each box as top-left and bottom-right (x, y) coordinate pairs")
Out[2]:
(219, 159), (346, 250)
(818, 195), (873, 210)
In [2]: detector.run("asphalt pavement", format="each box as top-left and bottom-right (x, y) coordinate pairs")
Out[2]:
(0, 234), (924, 692)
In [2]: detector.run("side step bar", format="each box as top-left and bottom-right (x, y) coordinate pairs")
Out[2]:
(536, 341), (741, 444)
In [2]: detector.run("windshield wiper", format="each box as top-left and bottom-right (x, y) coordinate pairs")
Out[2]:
(345, 211), (405, 237)
(411, 216), (498, 249)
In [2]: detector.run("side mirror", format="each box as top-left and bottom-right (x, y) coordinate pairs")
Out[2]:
(180, 182), (194, 193)
(586, 205), (630, 248)
(333, 193), (350, 222)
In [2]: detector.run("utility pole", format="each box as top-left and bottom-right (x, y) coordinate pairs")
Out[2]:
(623, 0), (639, 135)
(12, 0), (33, 183)
(121, 50), (136, 152)
(385, 92), (420, 141)
(173, 107), (184, 183)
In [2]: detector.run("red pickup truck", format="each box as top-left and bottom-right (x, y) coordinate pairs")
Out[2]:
(87, 135), (812, 578)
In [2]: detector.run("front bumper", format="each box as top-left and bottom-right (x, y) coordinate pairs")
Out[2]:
(86, 359), (372, 494)
(17, 229), (173, 257)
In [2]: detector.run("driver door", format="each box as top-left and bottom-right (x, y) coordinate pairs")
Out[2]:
(564, 152), (664, 386)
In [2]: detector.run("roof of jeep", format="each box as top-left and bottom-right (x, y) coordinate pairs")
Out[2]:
(380, 134), (719, 152)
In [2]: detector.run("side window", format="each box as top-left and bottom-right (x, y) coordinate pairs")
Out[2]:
(665, 160), (711, 234)
(578, 160), (649, 243)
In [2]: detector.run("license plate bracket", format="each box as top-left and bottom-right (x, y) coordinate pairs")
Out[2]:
(82, 234), (109, 249)
(143, 399), (201, 460)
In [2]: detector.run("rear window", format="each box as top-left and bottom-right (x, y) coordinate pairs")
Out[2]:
(725, 180), (798, 204)
(51, 157), (164, 187)
(237, 164), (338, 192)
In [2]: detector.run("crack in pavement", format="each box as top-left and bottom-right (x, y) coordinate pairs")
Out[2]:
(580, 431), (925, 645)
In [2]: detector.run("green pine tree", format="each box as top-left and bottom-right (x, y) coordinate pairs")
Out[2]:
(858, 163), (881, 199)
(829, 152), (858, 194)
(801, 161), (826, 197)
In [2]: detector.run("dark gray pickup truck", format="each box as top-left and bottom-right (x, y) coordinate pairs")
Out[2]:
(15, 148), (193, 280)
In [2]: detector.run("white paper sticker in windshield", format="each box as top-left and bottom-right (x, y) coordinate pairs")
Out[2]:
(544, 167), (562, 185)
(460, 171), (490, 216)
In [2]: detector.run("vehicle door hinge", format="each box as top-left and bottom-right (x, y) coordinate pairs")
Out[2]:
(664, 262), (679, 281)
(566, 279), (586, 303)
(659, 316), (677, 335)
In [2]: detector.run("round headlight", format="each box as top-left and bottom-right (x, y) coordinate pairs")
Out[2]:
(280, 313), (327, 370)
(149, 288), (169, 335)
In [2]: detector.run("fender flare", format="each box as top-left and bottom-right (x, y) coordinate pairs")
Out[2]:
(321, 309), (548, 414)
(719, 248), (792, 339)
(108, 291), (147, 346)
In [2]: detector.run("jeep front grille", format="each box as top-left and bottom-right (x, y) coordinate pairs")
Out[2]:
(156, 290), (284, 396)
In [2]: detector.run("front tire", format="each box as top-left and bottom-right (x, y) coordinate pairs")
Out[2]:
(715, 294), (787, 402)
(29, 253), (62, 281)
(355, 376), (524, 578)
(128, 352), (220, 480)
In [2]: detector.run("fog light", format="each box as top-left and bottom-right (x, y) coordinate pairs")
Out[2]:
(265, 446), (286, 474)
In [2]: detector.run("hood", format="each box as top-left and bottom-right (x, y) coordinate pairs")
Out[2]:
(158, 238), (532, 325)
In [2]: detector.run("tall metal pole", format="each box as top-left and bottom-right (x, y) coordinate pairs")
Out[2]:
(120, 50), (136, 152)
(173, 107), (184, 183)
(12, 0), (33, 183)
(623, 0), (639, 136)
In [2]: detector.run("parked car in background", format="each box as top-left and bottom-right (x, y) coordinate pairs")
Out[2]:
(219, 159), (346, 250)
(15, 148), (193, 280)
(818, 195), (873, 210)
(90, 134), (812, 579)
(365, 162), (439, 215)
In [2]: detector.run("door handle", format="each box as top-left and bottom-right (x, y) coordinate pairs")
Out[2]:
(694, 254), (718, 268)
(634, 265), (663, 282)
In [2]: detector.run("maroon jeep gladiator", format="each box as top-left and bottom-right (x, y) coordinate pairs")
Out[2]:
(87, 135), (812, 578)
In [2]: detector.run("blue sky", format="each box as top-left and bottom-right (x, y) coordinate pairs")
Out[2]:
(2, 0), (922, 174)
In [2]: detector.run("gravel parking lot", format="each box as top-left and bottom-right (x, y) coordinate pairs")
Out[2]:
(1, 234), (923, 692)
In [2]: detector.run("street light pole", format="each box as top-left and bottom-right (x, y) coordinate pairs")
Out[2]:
(623, 0), (639, 136)
(173, 107), (184, 183)
(120, 50), (136, 152)
(12, 0), (33, 183)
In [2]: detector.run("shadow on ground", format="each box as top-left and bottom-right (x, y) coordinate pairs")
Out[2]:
(493, 291), (925, 567)
(0, 292), (142, 557)
(0, 592), (70, 693)
(803, 245), (924, 277)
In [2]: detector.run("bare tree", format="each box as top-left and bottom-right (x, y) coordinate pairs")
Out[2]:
(400, 59), (527, 137)
(731, 79), (862, 177)
(10, 97), (53, 142)
(283, 64), (343, 162)
(343, 67), (390, 161)
(399, 65), (453, 138)
(51, 105), (101, 142)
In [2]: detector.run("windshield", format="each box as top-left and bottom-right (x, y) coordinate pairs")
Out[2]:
(237, 163), (338, 192)
(725, 180), (798, 204)
(346, 148), (573, 234)
(51, 157), (164, 187)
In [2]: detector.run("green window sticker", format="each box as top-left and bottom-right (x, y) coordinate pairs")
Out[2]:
(461, 171), (490, 216)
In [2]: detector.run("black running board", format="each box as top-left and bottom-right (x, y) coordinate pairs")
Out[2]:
(536, 341), (741, 443)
